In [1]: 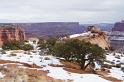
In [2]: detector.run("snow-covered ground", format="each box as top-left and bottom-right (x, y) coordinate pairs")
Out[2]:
(0, 50), (111, 82)
(105, 53), (124, 80)
(0, 51), (61, 66)
(0, 72), (5, 79)
(0, 39), (123, 82)
(106, 53), (124, 64)
(42, 66), (109, 82)
(109, 67), (124, 80)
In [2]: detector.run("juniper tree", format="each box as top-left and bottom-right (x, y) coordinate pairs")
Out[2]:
(52, 39), (105, 70)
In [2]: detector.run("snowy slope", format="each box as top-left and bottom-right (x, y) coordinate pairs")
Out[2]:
(0, 51), (61, 66)
(0, 39), (123, 82)
(42, 66), (109, 82)
(0, 50), (111, 82)
(105, 53), (124, 80)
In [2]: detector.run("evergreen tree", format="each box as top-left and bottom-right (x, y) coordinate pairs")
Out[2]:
(22, 44), (33, 51)
(52, 39), (105, 70)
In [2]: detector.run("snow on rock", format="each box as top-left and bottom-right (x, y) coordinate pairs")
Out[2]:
(42, 66), (110, 82)
(0, 72), (5, 79)
(69, 32), (91, 38)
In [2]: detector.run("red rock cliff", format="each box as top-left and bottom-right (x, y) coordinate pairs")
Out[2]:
(0, 24), (26, 47)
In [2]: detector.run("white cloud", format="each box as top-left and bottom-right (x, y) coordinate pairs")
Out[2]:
(0, 0), (124, 23)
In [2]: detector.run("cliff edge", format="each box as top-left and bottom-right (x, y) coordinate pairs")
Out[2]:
(69, 26), (110, 49)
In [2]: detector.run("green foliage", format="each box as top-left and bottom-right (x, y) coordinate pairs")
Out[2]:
(2, 40), (21, 50)
(38, 38), (58, 55)
(46, 38), (57, 54)
(22, 44), (33, 51)
(52, 39), (105, 70)
(38, 38), (57, 50)
(38, 38), (47, 49)
(24, 40), (29, 43)
(46, 37), (57, 48)
(2, 40), (33, 51)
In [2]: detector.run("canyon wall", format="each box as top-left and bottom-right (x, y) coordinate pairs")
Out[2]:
(0, 24), (26, 47)
(112, 20), (124, 31)
(0, 22), (85, 38)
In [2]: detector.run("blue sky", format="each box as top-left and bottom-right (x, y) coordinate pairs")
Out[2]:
(0, 0), (124, 23)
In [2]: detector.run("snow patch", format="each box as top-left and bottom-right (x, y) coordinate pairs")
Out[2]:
(109, 67), (124, 80)
(0, 72), (5, 79)
(42, 66), (110, 82)
(69, 32), (91, 38)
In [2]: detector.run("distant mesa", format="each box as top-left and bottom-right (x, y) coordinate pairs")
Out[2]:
(112, 20), (124, 31)
(109, 20), (124, 51)
(0, 24), (26, 47)
(0, 23), (111, 50)
(0, 22), (85, 38)
(0, 22), (113, 39)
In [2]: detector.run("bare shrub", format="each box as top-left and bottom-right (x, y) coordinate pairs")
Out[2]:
(44, 57), (50, 60)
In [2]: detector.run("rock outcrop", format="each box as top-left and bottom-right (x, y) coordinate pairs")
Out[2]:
(68, 26), (110, 49)
(0, 24), (26, 47)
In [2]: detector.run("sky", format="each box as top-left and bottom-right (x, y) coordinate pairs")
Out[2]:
(0, 0), (124, 24)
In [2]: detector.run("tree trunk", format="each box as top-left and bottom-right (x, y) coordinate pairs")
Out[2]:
(83, 61), (91, 70)
(83, 58), (93, 70)
(80, 60), (85, 70)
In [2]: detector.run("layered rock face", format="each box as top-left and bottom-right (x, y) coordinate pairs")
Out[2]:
(0, 22), (85, 38)
(84, 34), (110, 49)
(69, 26), (110, 49)
(112, 20), (124, 31)
(0, 24), (26, 47)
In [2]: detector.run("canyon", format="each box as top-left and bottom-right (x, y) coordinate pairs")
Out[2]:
(0, 24), (110, 50)
(0, 24), (26, 47)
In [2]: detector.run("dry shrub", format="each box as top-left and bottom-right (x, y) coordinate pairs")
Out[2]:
(10, 53), (17, 56)
(44, 57), (50, 60)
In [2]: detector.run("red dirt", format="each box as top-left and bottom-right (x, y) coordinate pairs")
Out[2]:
(0, 60), (42, 68)
(60, 59), (122, 82)
(63, 67), (92, 74)
(0, 59), (122, 82)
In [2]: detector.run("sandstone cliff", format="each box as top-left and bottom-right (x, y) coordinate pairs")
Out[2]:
(0, 22), (85, 38)
(69, 26), (110, 49)
(0, 24), (26, 47)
